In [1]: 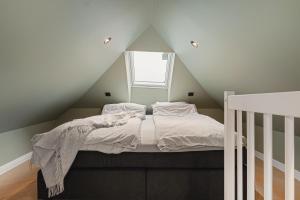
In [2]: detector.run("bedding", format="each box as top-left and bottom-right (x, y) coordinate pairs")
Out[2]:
(81, 115), (223, 153)
(102, 103), (146, 118)
(152, 102), (197, 116)
(31, 112), (144, 197)
(133, 115), (223, 152)
(153, 101), (187, 105)
(154, 113), (224, 151)
(81, 116), (142, 153)
(152, 102), (224, 151)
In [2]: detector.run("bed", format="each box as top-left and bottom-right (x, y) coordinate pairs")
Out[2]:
(35, 104), (247, 200)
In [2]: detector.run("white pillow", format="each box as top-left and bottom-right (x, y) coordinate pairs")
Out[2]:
(152, 103), (197, 116)
(102, 103), (146, 116)
(154, 101), (187, 105)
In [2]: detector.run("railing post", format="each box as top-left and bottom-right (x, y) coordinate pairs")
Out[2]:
(285, 116), (295, 200)
(247, 111), (255, 200)
(224, 91), (235, 200)
(237, 110), (243, 200)
(264, 113), (273, 200)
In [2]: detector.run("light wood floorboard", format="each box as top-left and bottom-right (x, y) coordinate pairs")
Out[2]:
(255, 158), (300, 200)
(0, 161), (38, 200)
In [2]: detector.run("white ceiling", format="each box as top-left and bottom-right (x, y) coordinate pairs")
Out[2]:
(0, 0), (299, 132)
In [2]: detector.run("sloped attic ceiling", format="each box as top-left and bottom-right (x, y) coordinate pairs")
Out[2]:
(1, 0), (300, 133)
(153, 0), (300, 105)
(0, 0), (153, 132)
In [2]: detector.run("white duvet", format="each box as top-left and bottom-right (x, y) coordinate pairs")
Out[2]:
(81, 117), (142, 153)
(154, 113), (224, 151)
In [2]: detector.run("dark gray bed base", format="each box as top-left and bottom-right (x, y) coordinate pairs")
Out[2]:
(38, 150), (247, 200)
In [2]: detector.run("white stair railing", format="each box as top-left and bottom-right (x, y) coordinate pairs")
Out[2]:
(224, 91), (300, 200)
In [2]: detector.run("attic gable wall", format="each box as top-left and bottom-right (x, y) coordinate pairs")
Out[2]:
(75, 27), (219, 108)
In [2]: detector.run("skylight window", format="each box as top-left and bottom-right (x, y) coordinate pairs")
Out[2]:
(125, 51), (175, 88)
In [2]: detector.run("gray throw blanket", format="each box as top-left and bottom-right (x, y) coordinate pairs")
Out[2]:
(31, 112), (142, 197)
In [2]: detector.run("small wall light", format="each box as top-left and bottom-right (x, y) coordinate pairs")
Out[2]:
(104, 37), (112, 45)
(190, 40), (199, 48)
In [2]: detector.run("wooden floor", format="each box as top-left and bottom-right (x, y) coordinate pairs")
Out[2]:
(0, 158), (299, 200)
(255, 158), (300, 200)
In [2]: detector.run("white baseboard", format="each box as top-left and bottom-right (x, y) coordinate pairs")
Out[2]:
(255, 151), (300, 181)
(0, 152), (32, 176)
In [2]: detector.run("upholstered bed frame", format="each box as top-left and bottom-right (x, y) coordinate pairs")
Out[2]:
(37, 149), (247, 200)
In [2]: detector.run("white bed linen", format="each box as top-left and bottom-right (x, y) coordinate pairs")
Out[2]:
(152, 103), (197, 116)
(81, 115), (223, 153)
(80, 117), (142, 153)
(134, 115), (223, 152)
(102, 103), (146, 118)
(154, 113), (224, 152)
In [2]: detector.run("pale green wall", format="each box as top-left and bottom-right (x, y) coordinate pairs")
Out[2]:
(0, 0), (152, 132)
(198, 108), (224, 123)
(153, 0), (300, 107)
(75, 27), (219, 108)
(131, 87), (168, 110)
(0, 121), (55, 166)
(73, 55), (129, 107)
(170, 56), (218, 108)
(56, 108), (101, 125)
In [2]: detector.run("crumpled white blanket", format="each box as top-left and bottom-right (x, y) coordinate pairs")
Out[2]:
(31, 112), (143, 197)
(81, 117), (142, 154)
(154, 113), (224, 152)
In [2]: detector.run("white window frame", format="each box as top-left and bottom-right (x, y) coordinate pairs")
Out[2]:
(125, 51), (175, 89)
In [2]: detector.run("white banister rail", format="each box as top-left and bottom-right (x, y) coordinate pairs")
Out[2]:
(224, 91), (299, 200)
(228, 91), (300, 118)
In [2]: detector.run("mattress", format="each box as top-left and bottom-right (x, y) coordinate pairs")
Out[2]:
(82, 115), (223, 153)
